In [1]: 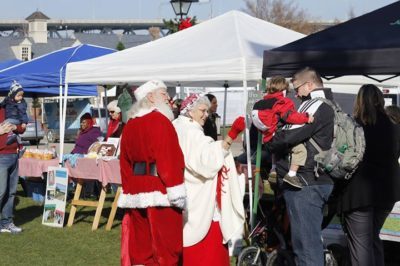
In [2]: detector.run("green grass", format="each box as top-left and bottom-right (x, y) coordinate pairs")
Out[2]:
(0, 185), (121, 266)
(2, 185), (242, 265)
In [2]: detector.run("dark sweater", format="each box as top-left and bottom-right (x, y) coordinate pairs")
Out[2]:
(71, 126), (102, 154)
(338, 111), (400, 213)
(3, 97), (28, 124)
(0, 107), (26, 154)
(268, 89), (335, 186)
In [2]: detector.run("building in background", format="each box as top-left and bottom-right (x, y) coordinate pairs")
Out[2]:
(0, 10), (164, 61)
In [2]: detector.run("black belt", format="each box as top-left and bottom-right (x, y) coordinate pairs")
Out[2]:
(133, 162), (157, 176)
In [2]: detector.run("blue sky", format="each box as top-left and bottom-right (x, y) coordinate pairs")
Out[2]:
(1, 0), (397, 21)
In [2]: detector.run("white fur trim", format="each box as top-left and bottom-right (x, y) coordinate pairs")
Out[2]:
(117, 190), (171, 208)
(134, 80), (167, 101)
(251, 110), (268, 131)
(166, 183), (186, 201)
(131, 107), (156, 119)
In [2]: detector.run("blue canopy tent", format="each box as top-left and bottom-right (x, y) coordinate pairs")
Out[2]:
(0, 59), (22, 71)
(0, 44), (115, 153)
(0, 44), (115, 96)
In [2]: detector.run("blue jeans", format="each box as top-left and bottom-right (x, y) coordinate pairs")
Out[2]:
(3, 118), (21, 126)
(283, 184), (333, 266)
(0, 154), (19, 225)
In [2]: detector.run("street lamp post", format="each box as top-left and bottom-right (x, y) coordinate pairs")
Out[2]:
(170, 0), (193, 20)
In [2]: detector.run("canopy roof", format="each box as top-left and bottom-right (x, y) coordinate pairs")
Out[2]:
(0, 44), (115, 96)
(262, 2), (400, 80)
(66, 11), (304, 87)
(0, 59), (22, 71)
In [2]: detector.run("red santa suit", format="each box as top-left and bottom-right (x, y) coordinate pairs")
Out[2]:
(118, 108), (186, 266)
(251, 91), (309, 143)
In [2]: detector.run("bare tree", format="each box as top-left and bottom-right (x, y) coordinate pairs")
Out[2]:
(243, 0), (317, 34)
(347, 6), (356, 20)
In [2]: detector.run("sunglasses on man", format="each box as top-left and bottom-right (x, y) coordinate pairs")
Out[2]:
(293, 81), (308, 92)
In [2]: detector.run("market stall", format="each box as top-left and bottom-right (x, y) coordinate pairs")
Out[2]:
(65, 157), (120, 231)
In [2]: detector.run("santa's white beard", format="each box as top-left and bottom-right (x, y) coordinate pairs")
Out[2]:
(155, 100), (174, 121)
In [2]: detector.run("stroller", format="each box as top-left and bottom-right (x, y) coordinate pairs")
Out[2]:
(236, 169), (349, 266)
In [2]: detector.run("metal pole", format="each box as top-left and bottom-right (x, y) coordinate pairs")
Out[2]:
(251, 132), (262, 228)
(222, 83), (228, 138)
(251, 78), (267, 228)
(104, 86), (109, 140)
(243, 80), (253, 226)
(33, 97), (39, 148)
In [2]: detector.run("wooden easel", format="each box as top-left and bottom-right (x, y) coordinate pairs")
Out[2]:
(67, 180), (107, 231)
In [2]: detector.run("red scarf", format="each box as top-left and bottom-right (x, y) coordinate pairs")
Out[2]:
(106, 115), (121, 140)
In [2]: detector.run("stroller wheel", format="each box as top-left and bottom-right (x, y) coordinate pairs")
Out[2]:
(327, 243), (350, 266)
(237, 246), (265, 266)
(266, 249), (295, 266)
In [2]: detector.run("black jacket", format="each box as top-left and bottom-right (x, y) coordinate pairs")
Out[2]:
(203, 113), (219, 141)
(338, 111), (400, 213)
(268, 88), (335, 186)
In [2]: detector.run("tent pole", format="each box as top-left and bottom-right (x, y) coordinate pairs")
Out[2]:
(104, 87), (109, 132)
(243, 79), (253, 228)
(59, 67), (69, 166)
(58, 72), (64, 166)
(222, 82), (228, 138)
(251, 79), (266, 229)
(33, 96), (39, 148)
(60, 82), (69, 166)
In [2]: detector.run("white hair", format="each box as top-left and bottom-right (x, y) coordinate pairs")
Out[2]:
(182, 96), (211, 117)
(129, 91), (174, 121)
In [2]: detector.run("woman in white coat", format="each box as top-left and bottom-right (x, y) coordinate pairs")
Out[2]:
(173, 94), (245, 266)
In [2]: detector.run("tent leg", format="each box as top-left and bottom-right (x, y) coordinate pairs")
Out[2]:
(222, 83), (228, 138)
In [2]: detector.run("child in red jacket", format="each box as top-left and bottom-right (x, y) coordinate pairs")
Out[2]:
(252, 76), (313, 188)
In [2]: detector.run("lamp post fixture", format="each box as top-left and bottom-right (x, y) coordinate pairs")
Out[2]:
(170, 0), (193, 20)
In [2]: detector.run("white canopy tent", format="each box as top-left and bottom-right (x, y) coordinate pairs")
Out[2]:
(64, 10), (304, 219)
(65, 10), (304, 87)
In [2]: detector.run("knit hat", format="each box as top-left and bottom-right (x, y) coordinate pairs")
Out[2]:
(80, 112), (93, 122)
(8, 80), (23, 98)
(107, 100), (121, 113)
(134, 80), (167, 102)
(180, 94), (202, 115)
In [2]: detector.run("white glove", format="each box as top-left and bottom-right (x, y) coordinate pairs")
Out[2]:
(170, 197), (186, 209)
(166, 184), (187, 209)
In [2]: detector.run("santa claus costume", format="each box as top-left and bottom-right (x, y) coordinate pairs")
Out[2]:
(118, 80), (186, 266)
(173, 94), (245, 266)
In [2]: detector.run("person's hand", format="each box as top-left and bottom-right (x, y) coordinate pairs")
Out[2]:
(228, 116), (245, 140)
(308, 115), (314, 123)
(21, 123), (27, 129)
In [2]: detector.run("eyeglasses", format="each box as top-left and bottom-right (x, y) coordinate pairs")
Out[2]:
(293, 81), (308, 91)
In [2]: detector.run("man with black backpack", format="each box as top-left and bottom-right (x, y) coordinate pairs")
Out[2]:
(268, 67), (335, 266)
